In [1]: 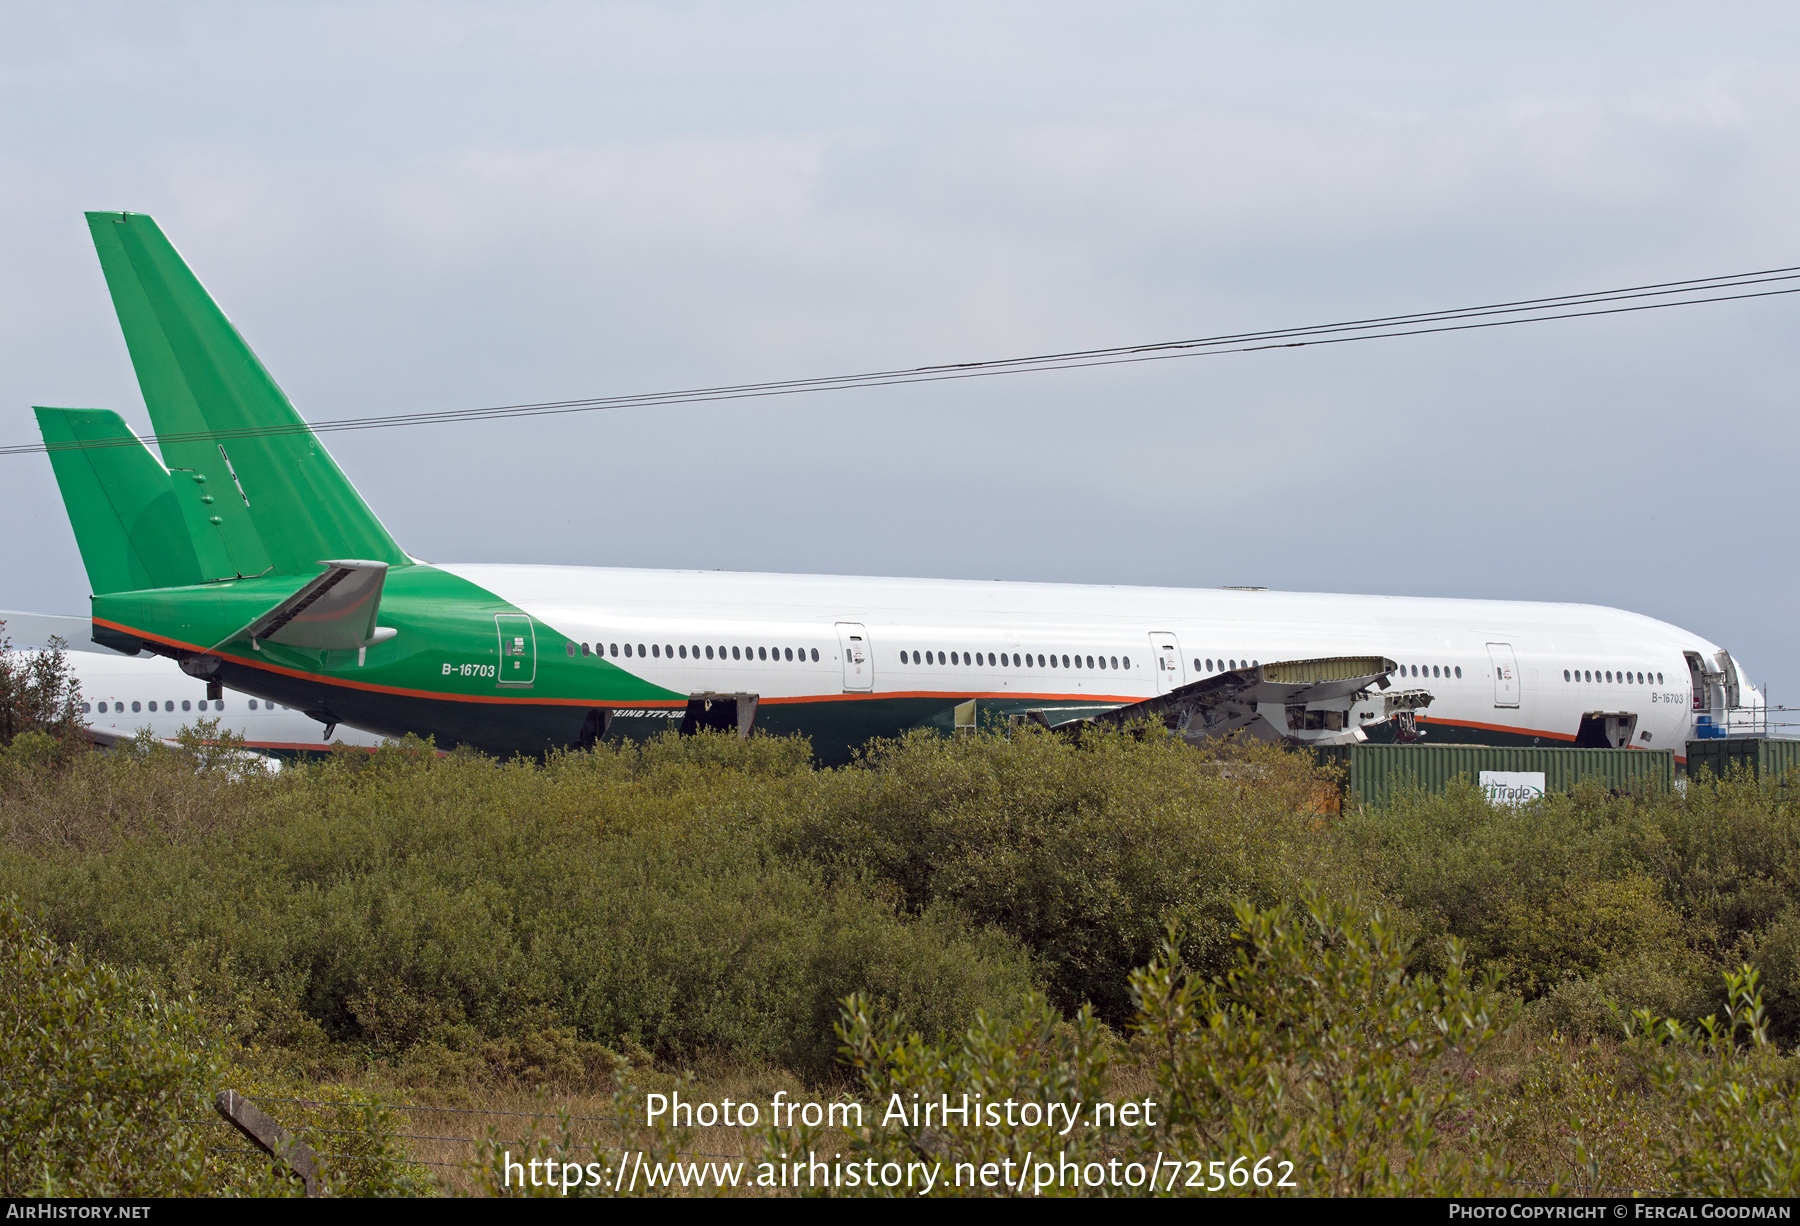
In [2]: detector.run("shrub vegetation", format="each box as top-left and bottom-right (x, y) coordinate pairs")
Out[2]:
(5, 638), (1800, 1195)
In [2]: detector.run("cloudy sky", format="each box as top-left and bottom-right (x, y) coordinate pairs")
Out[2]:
(2, 3), (1797, 701)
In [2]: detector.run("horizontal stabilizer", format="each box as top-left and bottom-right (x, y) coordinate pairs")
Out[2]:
(216, 560), (396, 651)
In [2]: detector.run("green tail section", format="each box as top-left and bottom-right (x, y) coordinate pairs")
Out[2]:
(86, 211), (408, 577)
(34, 407), (208, 594)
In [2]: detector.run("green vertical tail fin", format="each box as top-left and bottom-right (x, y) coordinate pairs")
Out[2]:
(85, 211), (409, 577)
(34, 407), (208, 594)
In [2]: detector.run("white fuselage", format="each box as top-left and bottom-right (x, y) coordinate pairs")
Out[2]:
(444, 564), (1761, 761)
(0, 615), (385, 755)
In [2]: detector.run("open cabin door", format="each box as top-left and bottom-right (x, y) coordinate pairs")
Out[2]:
(836, 623), (873, 692)
(1486, 642), (1519, 708)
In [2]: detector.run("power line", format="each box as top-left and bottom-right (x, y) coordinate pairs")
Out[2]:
(5, 263), (1796, 459)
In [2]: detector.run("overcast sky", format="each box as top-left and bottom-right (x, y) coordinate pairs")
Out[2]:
(2, 2), (1797, 702)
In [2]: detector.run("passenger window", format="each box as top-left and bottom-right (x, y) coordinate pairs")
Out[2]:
(566, 642), (577, 658)
(1454, 666), (1461, 678)
(1122, 656), (1130, 669)
(182, 700), (191, 712)
(783, 647), (792, 661)
(216, 700), (225, 710)
(665, 644), (673, 658)
(811, 648), (820, 662)
(706, 646), (714, 659)
(754, 647), (764, 660)
(1564, 669), (1571, 681)
(1432, 666), (1439, 678)
(987, 652), (996, 666)
(732, 646), (741, 660)
(610, 643), (619, 656)
(248, 700), (257, 710)
(82, 702), (92, 713)
(146, 701), (156, 712)
(1049, 654), (1058, 668)
(1062, 655), (1071, 668)
(582, 642), (591, 656)
(1604, 670), (1611, 683)
(938, 651), (947, 664)
(652, 644), (661, 658)
(1657, 672), (1664, 684)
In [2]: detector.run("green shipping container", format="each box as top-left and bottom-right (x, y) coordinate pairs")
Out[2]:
(1314, 744), (1675, 809)
(1684, 737), (1800, 781)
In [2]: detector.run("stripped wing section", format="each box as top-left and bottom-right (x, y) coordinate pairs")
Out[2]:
(1086, 655), (1422, 746)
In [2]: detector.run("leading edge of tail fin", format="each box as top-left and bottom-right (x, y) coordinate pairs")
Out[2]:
(34, 407), (209, 595)
(85, 211), (409, 576)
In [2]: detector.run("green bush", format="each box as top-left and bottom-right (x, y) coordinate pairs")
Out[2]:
(0, 897), (214, 1195)
(1623, 966), (1800, 1195)
(0, 633), (87, 762)
(810, 893), (1515, 1197)
(1, 731), (1037, 1079)
(770, 725), (1350, 1020)
(1328, 776), (1800, 1033)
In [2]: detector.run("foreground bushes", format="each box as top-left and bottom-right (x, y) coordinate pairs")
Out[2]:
(0, 733), (1038, 1078)
(794, 895), (1800, 1197)
(6, 714), (1800, 1075)
(0, 897), (213, 1195)
(1335, 770), (1800, 1040)
(9, 713), (1800, 1195)
(770, 728), (1345, 1019)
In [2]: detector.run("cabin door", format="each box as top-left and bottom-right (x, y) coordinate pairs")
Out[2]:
(1149, 632), (1187, 696)
(1486, 642), (1520, 708)
(836, 623), (874, 692)
(496, 614), (536, 686)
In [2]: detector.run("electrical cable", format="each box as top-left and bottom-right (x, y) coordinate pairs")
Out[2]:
(4, 263), (1796, 458)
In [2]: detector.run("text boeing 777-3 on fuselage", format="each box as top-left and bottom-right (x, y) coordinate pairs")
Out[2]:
(28, 212), (1766, 763)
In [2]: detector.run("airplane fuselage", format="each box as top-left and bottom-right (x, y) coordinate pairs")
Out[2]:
(91, 563), (1760, 764)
